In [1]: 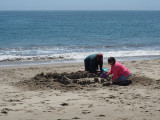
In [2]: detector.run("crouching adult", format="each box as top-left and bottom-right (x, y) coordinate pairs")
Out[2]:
(84, 54), (103, 73)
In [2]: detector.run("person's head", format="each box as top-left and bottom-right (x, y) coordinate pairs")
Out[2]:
(97, 54), (103, 61)
(108, 57), (116, 65)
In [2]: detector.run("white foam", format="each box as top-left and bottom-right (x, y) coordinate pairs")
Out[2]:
(52, 50), (160, 59)
(0, 50), (160, 62)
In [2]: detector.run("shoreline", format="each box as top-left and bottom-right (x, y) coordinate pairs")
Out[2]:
(0, 59), (160, 120)
(0, 55), (160, 67)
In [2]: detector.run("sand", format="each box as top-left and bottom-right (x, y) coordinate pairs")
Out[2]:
(0, 59), (160, 120)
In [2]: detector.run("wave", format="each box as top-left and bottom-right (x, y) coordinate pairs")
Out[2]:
(1, 43), (159, 57)
(0, 50), (160, 63)
(105, 43), (156, 48)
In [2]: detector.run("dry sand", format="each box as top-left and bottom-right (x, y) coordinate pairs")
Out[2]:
(0, 59), (160, 120)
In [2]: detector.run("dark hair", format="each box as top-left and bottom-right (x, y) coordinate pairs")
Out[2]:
(108, 57), (116, 65)
(97, 54), (103, 61)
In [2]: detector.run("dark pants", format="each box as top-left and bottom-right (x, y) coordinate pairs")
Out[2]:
(84, 59), (90, 71)
(84, 59), (97, 73)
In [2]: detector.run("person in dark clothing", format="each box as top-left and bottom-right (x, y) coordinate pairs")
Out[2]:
(84, 54), (103, 73)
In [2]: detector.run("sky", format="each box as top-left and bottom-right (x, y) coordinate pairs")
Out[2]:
(0, 0), (160, 10)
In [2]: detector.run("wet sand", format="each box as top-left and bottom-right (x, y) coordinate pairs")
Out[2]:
(0, 59), (160, 120)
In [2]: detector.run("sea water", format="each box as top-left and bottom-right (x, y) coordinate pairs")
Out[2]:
(0, 11), (160, 66)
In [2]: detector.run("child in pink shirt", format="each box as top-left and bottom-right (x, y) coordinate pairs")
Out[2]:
(107, 57), (131, 84)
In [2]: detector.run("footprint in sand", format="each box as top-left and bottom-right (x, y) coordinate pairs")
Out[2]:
(96, 114), (106, 117)
(105, 95), (116, 99)
(1, 108), (13, 115)
(72, 117), (80, 119)
(82, 110), (91, 114)
(57, 119), (69, 120)
(88, 104), (93, 108)
(60, 103), (69, 106)
(8, 99), (22, 102)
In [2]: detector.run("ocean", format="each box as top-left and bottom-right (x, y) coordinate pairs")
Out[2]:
(0, 11), (160, 66)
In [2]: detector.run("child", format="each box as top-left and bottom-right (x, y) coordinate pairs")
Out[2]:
(107, 57), (131, 84)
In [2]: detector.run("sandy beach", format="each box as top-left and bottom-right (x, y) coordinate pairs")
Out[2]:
(0, 59), (160, 120)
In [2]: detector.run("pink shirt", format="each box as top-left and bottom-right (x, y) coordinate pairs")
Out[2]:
(108, 62), (130, 80)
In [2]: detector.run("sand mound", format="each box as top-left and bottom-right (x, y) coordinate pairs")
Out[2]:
(14, 71), (111, 91)
(130, 74), (156, 86)
(14, 71), (155, 91)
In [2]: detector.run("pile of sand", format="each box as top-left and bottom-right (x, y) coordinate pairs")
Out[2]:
(13, 71), (156, 91)
(14, 71), (112, 91)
